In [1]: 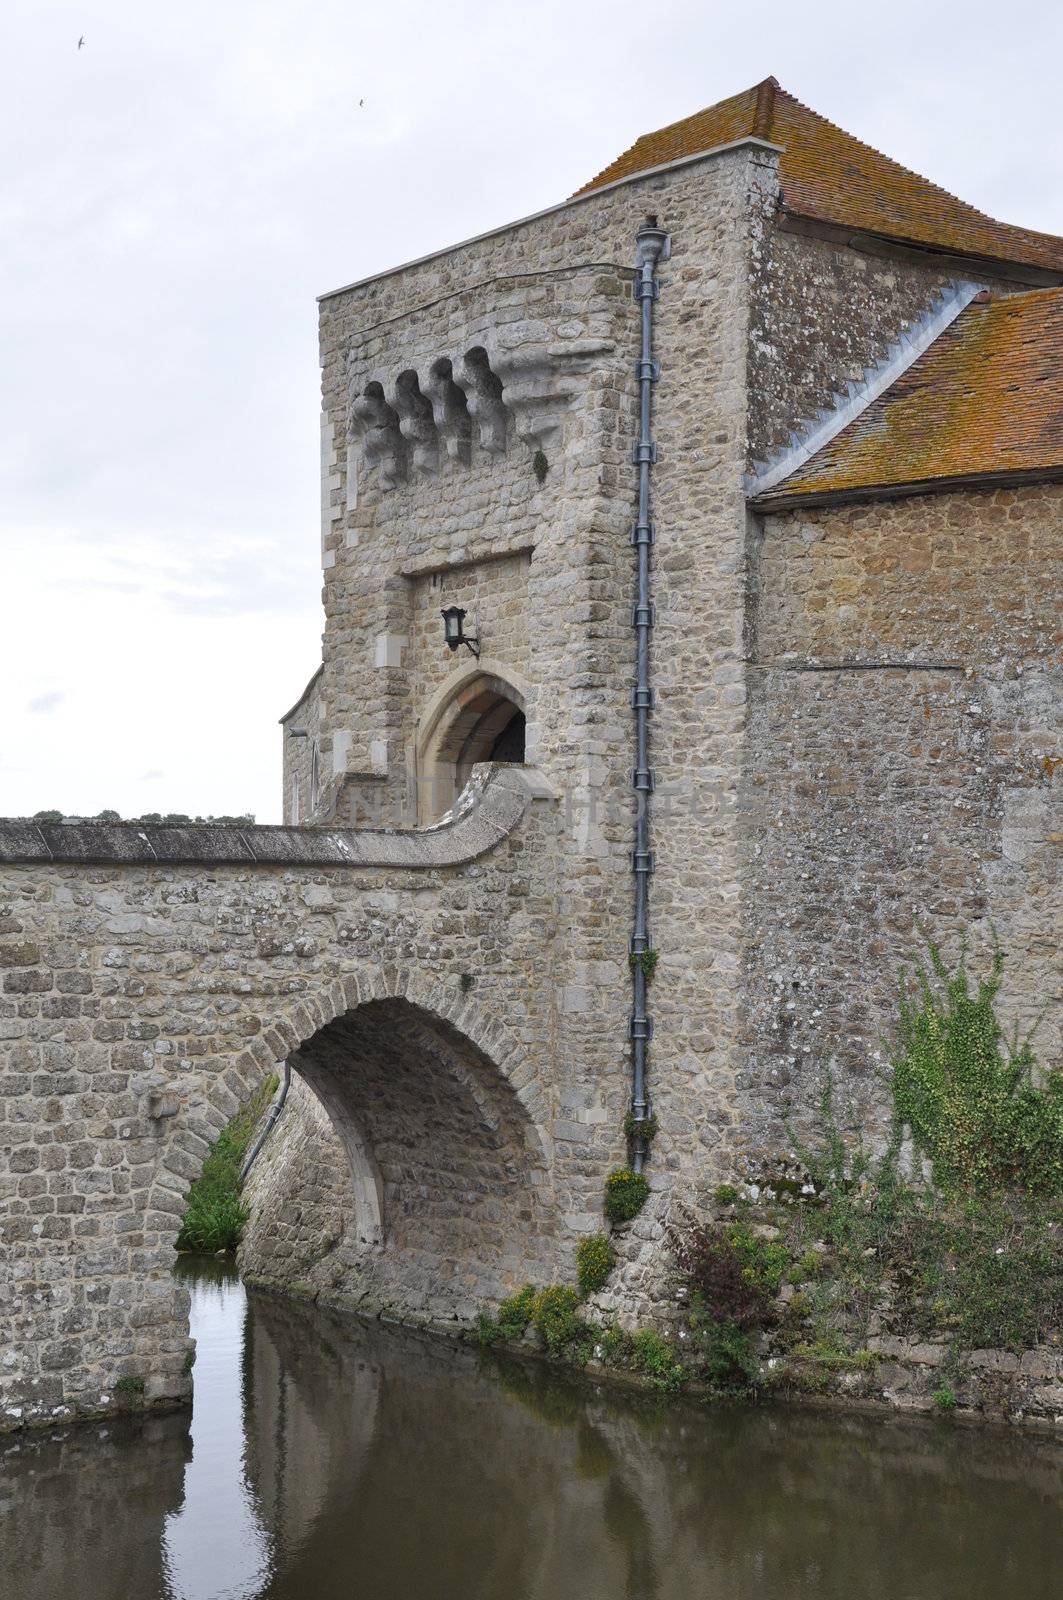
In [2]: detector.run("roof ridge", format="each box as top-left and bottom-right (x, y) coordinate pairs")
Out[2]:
(574, 79), (1063, 270)
(751, 76), (778, 141)
(746, 278), (984, 497)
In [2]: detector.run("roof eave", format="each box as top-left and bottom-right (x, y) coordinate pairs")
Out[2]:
(778, 208), (1063, 287)
(279, 664), (324, 725)
(750, 463), (1063, 514)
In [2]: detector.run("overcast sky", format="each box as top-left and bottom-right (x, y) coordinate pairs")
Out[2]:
(2, 0), (1061, 822)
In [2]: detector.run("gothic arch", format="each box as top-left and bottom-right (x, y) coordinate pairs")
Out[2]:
(415, 659), (532, 823)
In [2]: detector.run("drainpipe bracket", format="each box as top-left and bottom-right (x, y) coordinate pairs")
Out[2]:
(631, 849), (655, 874)
(632, 602), (656, 627)
(632, 441), (657, 465)
(630, 522), (655, 546)
(632, 767), (656, 792)
(629, 1014), (654, 1041)
(633, 277), (660, 303)
(630, 686), (655, 710)
(634, 358), (661, 382)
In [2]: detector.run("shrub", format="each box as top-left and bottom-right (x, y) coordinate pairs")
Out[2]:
(714, 1183), (739, 1206)
(114, 1375), (145, 1399)
(933, 1384), (958, 1410)
(699, 1321), (760, 1393)
(498, 1284), (537, 1335)
(629, 1329), (687, 1393)
(893, 937), (1063, 1196)
(477, 1283), (538, 1346)
(532, 1285), (586, 1353)
(909, 1197), (1063, 1353)
(792, 1052), (1063, 1354)
(627, 949), (659, 981)
(674, 1221), (785, 1330)
(576, 1233), (615, 1296)
(797, 1249), (824, 1278)
(604, 1168), (649, 1224)
(176, 1189), (249, 1254)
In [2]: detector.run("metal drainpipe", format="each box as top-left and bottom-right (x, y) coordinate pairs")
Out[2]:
(239, 1061), (292, 1186)
(629, 215), (670, 1174)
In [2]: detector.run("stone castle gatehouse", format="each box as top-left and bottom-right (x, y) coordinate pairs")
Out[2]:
(1, 78), (1060, 1428)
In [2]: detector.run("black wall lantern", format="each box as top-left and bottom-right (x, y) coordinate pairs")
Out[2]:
(441, 606), (480, 658)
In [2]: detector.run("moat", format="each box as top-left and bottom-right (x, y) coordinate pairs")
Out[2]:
(2, 1256), (1061, 1600)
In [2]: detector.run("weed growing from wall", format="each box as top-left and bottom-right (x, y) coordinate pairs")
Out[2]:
(576, 1234), (615, 1295)
(604, 1168), (649, 1223)
(176, 1073), (278, 1252)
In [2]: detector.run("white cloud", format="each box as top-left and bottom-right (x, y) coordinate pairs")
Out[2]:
(27, 690), (64, 714)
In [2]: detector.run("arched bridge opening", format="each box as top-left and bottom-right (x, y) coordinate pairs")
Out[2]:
(236, 996), (556, 1323)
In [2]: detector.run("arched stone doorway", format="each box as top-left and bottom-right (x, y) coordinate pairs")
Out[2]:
(415, 661), (530, 822)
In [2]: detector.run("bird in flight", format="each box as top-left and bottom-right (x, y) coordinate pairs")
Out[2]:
(78, 36), (85, 48)
(359, 98), (364, 107)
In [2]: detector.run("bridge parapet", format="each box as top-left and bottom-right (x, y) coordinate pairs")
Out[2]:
(0, 764), (549, 868)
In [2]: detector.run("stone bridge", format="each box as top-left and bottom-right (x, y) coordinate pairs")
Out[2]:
(0, 766), (618, 1430)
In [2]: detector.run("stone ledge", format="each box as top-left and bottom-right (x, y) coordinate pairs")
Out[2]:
(0, 765), (554, 870)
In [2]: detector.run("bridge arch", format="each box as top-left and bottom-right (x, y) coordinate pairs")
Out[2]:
(154, 968), (556, 1328)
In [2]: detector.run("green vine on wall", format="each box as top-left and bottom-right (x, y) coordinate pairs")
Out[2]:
(893, 935), (1063, 1196)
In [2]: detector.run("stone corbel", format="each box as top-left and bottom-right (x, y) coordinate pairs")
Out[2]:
(392, 370), (439, 476)
(492, 336), (617, 450)
(348, 372), (407, 490)
(457, 347), (508, 453)
(424, 357), (473, 464)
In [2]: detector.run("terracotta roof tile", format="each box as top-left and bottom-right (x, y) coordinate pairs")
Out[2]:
(757, 288), (1063, 501)
(576, 79), (1063, 273)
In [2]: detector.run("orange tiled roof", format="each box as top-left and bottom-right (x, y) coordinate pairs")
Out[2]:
(576, 79), (1063, 273)
(756, 287), (1063, 501)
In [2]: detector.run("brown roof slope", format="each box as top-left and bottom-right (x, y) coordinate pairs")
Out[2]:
(757, 288), (1063, 502)
(576, 78), (1063, 273)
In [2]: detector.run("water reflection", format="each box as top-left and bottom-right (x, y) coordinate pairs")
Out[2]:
(1, 1259), (1061, 1600)
(162, 1258), (270, 1600)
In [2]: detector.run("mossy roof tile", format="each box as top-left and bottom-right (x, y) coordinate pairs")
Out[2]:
(761, 288), (1063, 499)
(576, 78), (1063, 273)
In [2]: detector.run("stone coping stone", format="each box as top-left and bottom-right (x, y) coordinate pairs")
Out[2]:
(0, 765), (552, 870)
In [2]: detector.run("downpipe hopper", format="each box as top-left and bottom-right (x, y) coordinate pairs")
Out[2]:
(635, 216), (671, 271)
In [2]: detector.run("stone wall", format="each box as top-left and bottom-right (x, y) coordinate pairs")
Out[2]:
(737, 482), (1063, 1161)
(280, 667), (324, 825)
(0, 770), (572, 1429)
(747, 225), (963, 465)
(240, 1076), (349, 1290)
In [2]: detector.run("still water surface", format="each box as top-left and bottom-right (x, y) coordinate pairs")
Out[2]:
(2, 1255), (1062, 1600)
